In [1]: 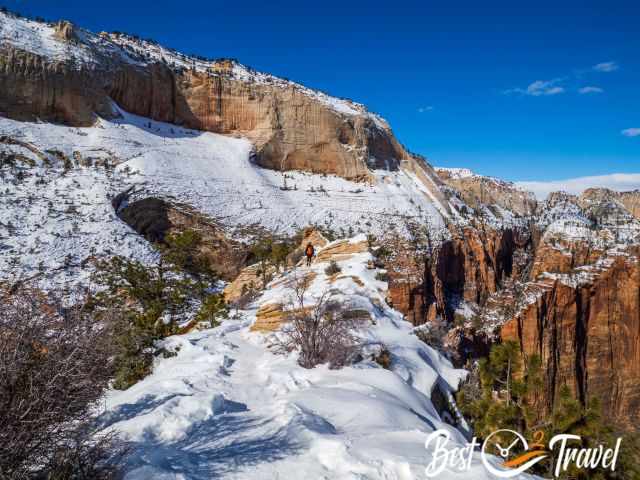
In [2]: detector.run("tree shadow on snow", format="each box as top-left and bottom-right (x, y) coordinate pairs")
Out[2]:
(124, 410), (304, 478)
(96, 394), (184, 429)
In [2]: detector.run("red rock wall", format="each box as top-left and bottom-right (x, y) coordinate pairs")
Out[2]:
(501, 249), (640, 428)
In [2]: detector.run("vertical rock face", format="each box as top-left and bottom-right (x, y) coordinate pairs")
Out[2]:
(386, 226), (530, 325)
(501, 248), (640, 428)
(0, 48), (115, 124)
(107, 67), (408, 179)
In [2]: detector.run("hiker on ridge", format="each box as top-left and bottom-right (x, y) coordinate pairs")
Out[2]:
(305, 243), (315, 267)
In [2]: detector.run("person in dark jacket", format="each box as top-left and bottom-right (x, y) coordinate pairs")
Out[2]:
(305, 243), (314, 266)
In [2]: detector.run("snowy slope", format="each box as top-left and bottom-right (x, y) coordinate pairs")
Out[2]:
(97, 238), (539, 480)
(0, 108), (448, 289)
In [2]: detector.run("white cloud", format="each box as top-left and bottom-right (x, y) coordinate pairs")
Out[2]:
(418, 106), (434, 113)
(505, 78), (565, 96)
(516, 173), (640, 199)
(593, 61), (619, 72)
(578, 86), (603, 94)
(622, 128), (640, 137)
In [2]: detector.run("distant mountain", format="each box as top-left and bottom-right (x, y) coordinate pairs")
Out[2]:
(435, 166), (537, 217)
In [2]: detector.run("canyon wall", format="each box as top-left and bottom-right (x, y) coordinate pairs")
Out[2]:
(386, 226), (531, 326)
(501, 247), (640, 428)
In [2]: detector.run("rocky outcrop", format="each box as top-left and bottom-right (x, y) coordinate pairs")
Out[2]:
(0, 13), (411, 181)
(53, 20), (77, 42)
(618, 190), (640, 219)
(435, 168), (537, 217)
(579, 188), (640, 221)
(501, 247), (640, 429)
(252, 302), (287, 332)
(314, 238), (368, 263)
(117, 196), (249, 280)
(528, 235), (604, 279)
(223, 263), (277, 304)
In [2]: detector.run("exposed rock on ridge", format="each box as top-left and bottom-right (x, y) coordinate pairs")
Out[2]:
(435, 167), (537, 217)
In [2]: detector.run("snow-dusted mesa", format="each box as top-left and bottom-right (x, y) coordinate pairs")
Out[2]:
(435, 166), (538, 220)
(434, 167), (476, 180)
(98, 236), (538, 480)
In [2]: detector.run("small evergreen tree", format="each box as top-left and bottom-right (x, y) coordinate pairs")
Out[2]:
(94, 229), (224, 389)
(250, 236), (273, 288)
(163, 230), (217, 283)
(195, 294), (228, 328)
(458, 342), (639, 479)
(457, 341), (542, 441)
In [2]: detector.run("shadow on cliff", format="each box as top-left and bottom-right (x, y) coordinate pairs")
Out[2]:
(109, 101), (208, 140)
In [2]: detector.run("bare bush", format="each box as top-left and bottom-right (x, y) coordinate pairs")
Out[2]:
(275, 274), (363, 369)
(324, 260), (341, 276)
(0, 288), (125, 479)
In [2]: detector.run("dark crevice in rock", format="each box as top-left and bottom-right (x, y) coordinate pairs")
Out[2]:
(118, 197), (170, 243)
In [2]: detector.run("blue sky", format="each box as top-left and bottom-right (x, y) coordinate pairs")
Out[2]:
(4, 0), (639, 182)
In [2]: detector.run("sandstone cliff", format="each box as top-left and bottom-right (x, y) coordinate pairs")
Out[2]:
(384, 182), (640, 430)
(386, 225), (531, 326)
(0, 12), (413, 181)
(485, 192), (640, 428)
(501, 247), (640, 428)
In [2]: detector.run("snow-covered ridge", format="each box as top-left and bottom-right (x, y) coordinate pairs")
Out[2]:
(0, 11), (137, 66)
(435, 166), (531, 192)
(0, 10), (387, 126)
(97, 236), (540, 479)
(104, 30), (389, 126)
